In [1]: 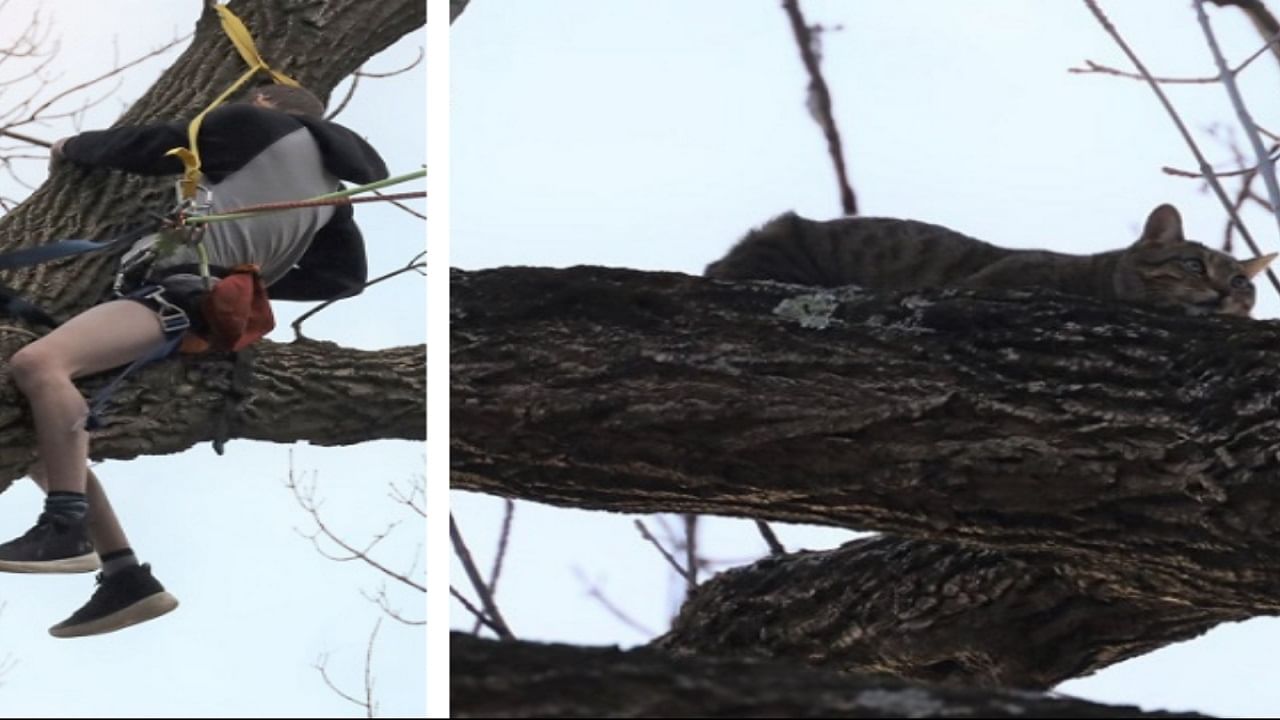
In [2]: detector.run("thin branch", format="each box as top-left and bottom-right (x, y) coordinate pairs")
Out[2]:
(1069, 28), (1280, 83)
(755, 520), (787, 556)
(286, 460), (426, 593)
(363, 618), (380, 718)
(780, 0), (857, 215)
(472, 499), (515, 634)
(327, 48), (422, 121)
(1196, 0), (1280, 260)
(450, 513), (517, 641)
(0, 128), (48, 147)
(363, 583), (425, 626)
(683, 514), (699, 589)
(571, 567), (658, 638)
(1209, 0), (1280, 69)
(1257, 123), (1280, 143)
(1224, 145), (1261, 252)
(389, 474), (426, 518)
(314, 618), (381, 717)
(451, 586), (511, 637)
(1162, 148), (1279, 178)
(325, 71), (360, 121)
(634, 518), (696, 589)
(355, 47), (424, 79)
(1081, 0), (1280, 296)
(292, 251), (426, 340)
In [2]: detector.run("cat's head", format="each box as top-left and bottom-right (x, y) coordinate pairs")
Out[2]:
(1114, 204), (1275, 317)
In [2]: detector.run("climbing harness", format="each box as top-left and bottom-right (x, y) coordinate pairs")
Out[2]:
(0, 5), (424, 431)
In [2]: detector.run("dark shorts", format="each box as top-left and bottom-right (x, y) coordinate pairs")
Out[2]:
(119, 284), (196, 342)
(116, 265), (225, 338)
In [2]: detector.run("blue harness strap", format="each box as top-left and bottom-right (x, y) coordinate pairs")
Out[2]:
(0, 237), (129, 269)
(0, 226), (155, 328)
(0, 280), (58, 328)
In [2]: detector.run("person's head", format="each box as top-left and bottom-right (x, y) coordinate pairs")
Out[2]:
(242, 84), (326, 118)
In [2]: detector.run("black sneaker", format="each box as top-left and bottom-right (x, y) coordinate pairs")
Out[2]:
(49, 563), (179, 638)
(0, 513), (100, 573)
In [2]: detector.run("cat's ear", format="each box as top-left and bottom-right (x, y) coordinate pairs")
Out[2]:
(1135, 204), (1185, 248)
(1242, 252), (1278, 279)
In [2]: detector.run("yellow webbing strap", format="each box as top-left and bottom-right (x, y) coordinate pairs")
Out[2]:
(167, 3), (301, 200)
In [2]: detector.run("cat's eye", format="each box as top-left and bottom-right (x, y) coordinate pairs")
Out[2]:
(1181, 258), (1206, 274)
(1232, 274), (1252, 290)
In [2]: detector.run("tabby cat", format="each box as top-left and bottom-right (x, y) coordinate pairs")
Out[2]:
(705, 204), (1275, 317)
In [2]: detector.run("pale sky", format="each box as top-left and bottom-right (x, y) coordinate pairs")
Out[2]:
(451, 1), (1280, 716)
(0, 3), (425, 717)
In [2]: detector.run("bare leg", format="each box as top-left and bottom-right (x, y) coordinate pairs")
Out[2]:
(29, 463), (130, 554)
(10, 300), (167, 495)
(9, 300), (179, 636)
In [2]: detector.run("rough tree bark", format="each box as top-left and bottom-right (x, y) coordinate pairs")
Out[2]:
(0, 0), (426, 492)
(452, 633), (1206, 718)
(655, 535), (1244, 690)
(452, 264), (1280, 713)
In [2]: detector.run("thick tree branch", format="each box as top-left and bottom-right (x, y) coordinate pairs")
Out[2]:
(451, 265), (1280, 613)
(0, 340), (425, 492)
(654, 534), (1244, 690)
(451, 633), (1207, 718)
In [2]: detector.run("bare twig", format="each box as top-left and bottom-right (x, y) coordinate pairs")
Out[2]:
(0, 17), (186, 189)
(356, 47), (424, 79)
(327, 48), (422, 121)
(314, 618), (381, 718)
(1196, 0), (1280, 257)
(683, 514), (699, 589)
(451, 513), (517, 641)
(292, 251), (426, 339)
(781, 0), (857, 215)
(326, 71), (361, 121)
(1163, 153), (1279, 178)
(389, 474), (425, 518)
(1081, 0), (1280, 296)
(1224, 145), (1261, 252)
(571, 567), (658, 638)
(451, 586), (511, 637)
(634, 518), (696, 589)
(472, 499), (515, 634)
(286, 464), (426, 593)
(1209, 0), (1280, 69)
(363, 583), (425, 626)
(1257, 124), (1280, 143)
(363, 619), (380, 717)
(1069, 28), (1280, 83)
(0, 128), (49, 147)
(755, 520), (787, 556)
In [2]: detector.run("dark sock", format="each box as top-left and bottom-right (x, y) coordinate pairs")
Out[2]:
(100, 548), (138, 577)
(44, 491), (88, 523)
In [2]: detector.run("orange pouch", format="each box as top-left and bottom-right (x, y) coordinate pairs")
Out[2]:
(179, 264), (275, 354)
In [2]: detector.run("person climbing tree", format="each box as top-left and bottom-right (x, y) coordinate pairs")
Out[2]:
(0, 82), (389, 638)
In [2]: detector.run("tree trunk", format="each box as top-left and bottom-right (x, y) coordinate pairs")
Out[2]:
(0, 0), (425, 489)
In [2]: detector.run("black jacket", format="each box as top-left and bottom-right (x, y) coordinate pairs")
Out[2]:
(61, 103), (390, 301)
